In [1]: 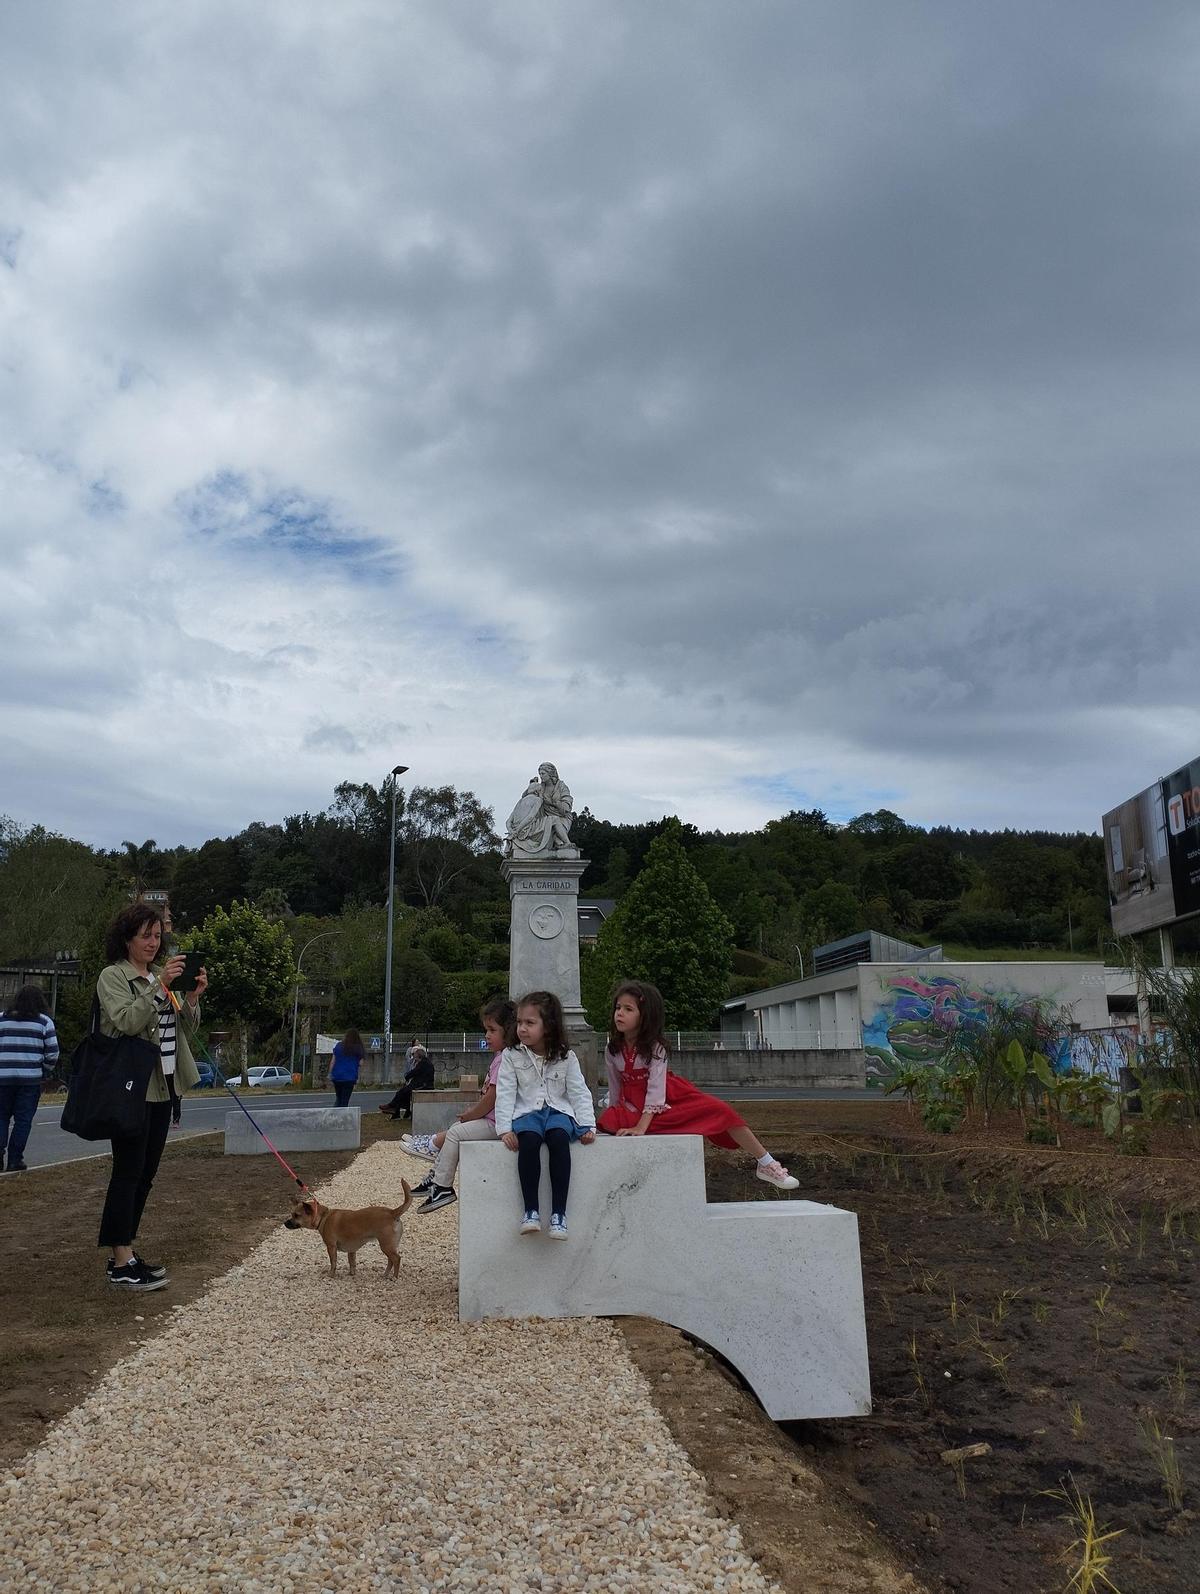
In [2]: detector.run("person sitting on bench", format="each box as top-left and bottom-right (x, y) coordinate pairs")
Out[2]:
(381, 1042), (434, 1120)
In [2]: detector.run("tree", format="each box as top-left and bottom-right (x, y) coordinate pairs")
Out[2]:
(399, 785), (499, 909)
(586, 821), (734, 1029)
(120, 838), (161, 896)
(170, 838), (248, 926)
(0, 819), (123, 961)
(181, 901), (293, 1076)
(845, 809), (917, 841)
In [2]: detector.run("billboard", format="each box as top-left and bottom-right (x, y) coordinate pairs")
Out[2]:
(1163, 758), (1200, 921)
(1104, 755), (1200, 936)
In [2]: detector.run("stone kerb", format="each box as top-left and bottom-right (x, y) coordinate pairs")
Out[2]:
(458, 1136), (871, 1422)
(224, 1106), (361, 1155)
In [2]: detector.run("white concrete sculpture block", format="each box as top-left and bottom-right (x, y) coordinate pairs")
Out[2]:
(412, 1097), (475, 1136)
(224, 1106), (360, 1155)
(458, 1136), (871, 1421)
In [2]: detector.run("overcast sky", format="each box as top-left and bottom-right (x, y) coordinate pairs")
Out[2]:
(4, 1), (1199, 850)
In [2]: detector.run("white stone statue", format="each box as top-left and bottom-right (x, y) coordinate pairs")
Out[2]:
(505, 762), (578, 857)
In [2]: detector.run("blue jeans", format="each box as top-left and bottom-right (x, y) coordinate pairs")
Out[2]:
(0, 1078), (41, 1168)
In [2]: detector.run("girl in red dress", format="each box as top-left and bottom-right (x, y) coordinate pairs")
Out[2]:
(597, 980), (799, 1189)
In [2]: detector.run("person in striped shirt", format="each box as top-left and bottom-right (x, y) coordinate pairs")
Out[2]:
(0, 984), (59, 1173)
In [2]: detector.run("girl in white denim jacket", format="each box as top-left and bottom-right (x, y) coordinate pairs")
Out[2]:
(494, 990), (595, 1240)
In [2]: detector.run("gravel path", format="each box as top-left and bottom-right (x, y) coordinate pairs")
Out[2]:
(1, 1142), (780, 1592)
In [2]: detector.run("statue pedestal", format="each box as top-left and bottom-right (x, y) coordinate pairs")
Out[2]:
(501, 854), (588, 1028)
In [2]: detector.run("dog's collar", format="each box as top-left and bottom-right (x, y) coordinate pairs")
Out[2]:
(314, 1206), (330, 1234)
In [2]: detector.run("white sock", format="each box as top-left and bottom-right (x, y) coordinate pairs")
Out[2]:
(757, 1152), (775, 1166)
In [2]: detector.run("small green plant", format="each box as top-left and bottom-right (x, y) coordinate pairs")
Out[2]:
(1163, 1360), (1188, 1410)
(1118, 1123), (1149, 1157)
(1092, 1283), (1112, 1350)
(1045, 1474), (1124, 1594)
(1071, 1401), (1085, 1437)
(885, 1065), (927, 1116)
(1005, 1182), (1027, 1234)
(1098, 1214), (1131, 1252)
(908, 1331), (931, 1411)
(993, 1288), (1023, 1325)
(1135, 1208), (1151, 1260)
(922, 1097), (961, 1134)
(982, 1343), (1013, 1393)
(1032, 1192), (1052, 1240)
(1026, 1117), (1056, 1145)
(1061, 1187), (1090, 1234)
(948, 1287), (959, 1326)
(1032, 1300), (1051, 1324)
(967, 1322), (1014, 1392)
(1139, 1412), (1185, 1511)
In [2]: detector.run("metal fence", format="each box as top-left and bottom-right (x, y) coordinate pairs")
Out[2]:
(725, 1028), (862, 1052)
(405, 1027), (862, 1053)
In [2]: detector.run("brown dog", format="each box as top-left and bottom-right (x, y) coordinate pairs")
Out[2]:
(284, 1182), (412, 1278)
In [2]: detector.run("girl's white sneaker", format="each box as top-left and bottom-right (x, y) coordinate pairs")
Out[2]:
(520, 1210), (541, 1234)
(756, 1159), (799, 1190)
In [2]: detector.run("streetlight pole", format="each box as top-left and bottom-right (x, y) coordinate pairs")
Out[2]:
(383, 764), (409, 1081)
(290, 930), (342, 1084)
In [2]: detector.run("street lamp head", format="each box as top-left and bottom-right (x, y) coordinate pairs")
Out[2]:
(391, 764), (409, 777)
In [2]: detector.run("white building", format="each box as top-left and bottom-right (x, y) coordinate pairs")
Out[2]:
(721, 931), (1119, 1068)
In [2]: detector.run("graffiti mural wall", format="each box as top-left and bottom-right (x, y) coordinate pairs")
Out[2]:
(859, 963), (1111, 1072)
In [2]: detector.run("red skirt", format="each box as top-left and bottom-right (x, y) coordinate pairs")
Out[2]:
(598, 1065), (746, 1151)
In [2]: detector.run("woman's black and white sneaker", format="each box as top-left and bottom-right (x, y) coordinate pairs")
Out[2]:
(107, 1256), (168, 1284)
(107, 1262), (168, 1292)
(417, 1185), (457, 1214)
(411, 1171), (437, 1195)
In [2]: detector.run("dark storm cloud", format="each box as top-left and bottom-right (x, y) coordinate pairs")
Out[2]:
(3, 0), (1199, 840)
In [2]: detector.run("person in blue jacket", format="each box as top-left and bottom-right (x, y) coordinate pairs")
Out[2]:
(329, 1029), (365, 1106)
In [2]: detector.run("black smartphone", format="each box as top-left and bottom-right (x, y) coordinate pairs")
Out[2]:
(173, 950), (204, 996)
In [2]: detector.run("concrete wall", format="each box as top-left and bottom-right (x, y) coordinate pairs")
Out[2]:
(673, 1047), (865, 1089)
(353, 1046), (864, 1090)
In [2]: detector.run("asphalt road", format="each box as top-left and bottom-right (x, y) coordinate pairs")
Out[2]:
(12, 1084), (881, 1172)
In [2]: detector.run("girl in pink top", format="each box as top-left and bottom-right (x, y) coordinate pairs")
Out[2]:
(404, 998), (516, 1213)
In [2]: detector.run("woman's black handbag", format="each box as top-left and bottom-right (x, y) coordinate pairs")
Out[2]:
(61, 994), (159, 1141)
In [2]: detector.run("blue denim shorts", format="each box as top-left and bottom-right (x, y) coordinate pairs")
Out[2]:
(511, 1106), (589, 1140)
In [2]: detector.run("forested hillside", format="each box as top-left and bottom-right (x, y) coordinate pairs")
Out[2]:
(1, 786), (1114, 1054)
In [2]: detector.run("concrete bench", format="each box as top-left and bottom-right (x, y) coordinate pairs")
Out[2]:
(458, 1136), (870, 1422)
(224, 1106), (361, 1155)
(412, 1090), (478, 1136)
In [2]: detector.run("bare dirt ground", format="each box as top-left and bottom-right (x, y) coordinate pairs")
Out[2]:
(3, 1100), (1198, 1593)
(705, 1103), (1200, 1594)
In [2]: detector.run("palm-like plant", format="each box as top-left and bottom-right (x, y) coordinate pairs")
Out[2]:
(121, 838), (159, 897)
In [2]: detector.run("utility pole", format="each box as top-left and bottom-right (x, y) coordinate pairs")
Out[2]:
(383, 763), (409, 1077)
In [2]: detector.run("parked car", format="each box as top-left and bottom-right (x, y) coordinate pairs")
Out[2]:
(237, 1065), (295, 1089)
(193, 1061), (217, 1089)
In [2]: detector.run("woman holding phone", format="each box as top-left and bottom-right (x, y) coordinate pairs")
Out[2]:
(95, 902), (208, 1292)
